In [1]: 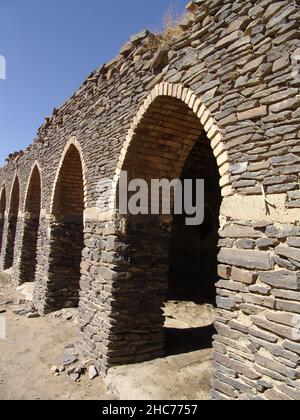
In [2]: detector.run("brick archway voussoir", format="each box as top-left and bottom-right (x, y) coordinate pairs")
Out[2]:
(49, 136), (88, 216)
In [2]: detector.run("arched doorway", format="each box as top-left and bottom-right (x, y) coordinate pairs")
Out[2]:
(47, 144), (85, 311)
(19, 165), (42, 284)
(4, 176), (20, 269)
(0, 186), (6, 254)
(111, 92), (222, 364)
(166, 134), (221, 355)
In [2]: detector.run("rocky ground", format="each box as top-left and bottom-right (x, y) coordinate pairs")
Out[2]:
(0, 272), (115, 401)
(0, 271), (215, 400)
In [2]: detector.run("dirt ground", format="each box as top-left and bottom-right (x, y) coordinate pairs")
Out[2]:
(0, 272), (215, 400)
(0, 273), (115, 401)
(105, 301), (215, 400)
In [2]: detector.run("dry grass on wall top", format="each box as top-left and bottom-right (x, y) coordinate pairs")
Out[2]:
(161, 4), (187, 43)
(147, 3), (190, 51)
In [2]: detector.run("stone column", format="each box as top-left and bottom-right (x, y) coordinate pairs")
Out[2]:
(78, 213), (171, 375)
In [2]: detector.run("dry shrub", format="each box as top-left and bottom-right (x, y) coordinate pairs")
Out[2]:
(160, 2), (187, 45)
(145, 2), (188, 52)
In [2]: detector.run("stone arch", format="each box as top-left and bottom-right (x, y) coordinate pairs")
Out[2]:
(4, 175), (20, 269)
(99, 83), (225, 366)
(46, 140), (86, 312)
(0, 185), (6, 254)
(23, 161), (43, 212)
(109, 82), (230, 211)
(50, 137), (87, 215)
(18, 163), (42, 284)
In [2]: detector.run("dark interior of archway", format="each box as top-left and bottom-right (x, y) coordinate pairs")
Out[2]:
(19, 167), (41, 284)
(47, 145), (84, 312)
(0, 188), (6, 255)
(165, 132), (221, 356)
(4, 179), (20, 269)
(115, 96), (222, 364)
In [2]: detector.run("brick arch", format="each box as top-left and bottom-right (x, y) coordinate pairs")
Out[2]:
(0, 185), (6, 254)
(109, 82), (231, 210)
(23, 161), (43, 213)
(4, 174), (20, 269)
(50, 137), (87, 216)
(98, 82), (224, 366)
(45, 138), (85, 312)
(18, 163), (42, 284)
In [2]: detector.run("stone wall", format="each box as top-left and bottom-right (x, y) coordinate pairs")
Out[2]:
(0, 0), (299, 400)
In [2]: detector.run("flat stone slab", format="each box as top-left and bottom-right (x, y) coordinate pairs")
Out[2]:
(16, 283), (34, 302)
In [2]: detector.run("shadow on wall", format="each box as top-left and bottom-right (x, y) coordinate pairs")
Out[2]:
(165, 324), (216, 356)
(4, 177), (20, 270)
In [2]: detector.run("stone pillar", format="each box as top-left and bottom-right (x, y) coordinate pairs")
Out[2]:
(33, 216), (52, 315)
(78, 213), (171, 375)
(12, 213), (40, 285)
(212, 218), (300, 401)
(0, 214), (9, 270)
(3, 214), (19, 271)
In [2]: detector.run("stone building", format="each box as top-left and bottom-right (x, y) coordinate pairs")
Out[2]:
(0, 0), (300, 400)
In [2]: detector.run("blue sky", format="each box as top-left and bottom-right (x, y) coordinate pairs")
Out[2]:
(0, 0), (187, 165)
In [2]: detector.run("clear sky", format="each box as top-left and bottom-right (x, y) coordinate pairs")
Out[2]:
(0, 0), (187, 165)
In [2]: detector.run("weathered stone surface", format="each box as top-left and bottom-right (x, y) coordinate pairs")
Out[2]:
(276, 300), (300, 315)
(235, 239), (255, 249)
(231, 267), (257, 285)
(272, 55), (290, 73)
(255, 354), (298, 381)
(258, 270), (300, 290)
(283, 340), (300, 356)
(241, 56), (266, 75)
(242, 293), (275, 309)
(216, 280), (246, 293)
(271, 288), (300, 302)
(277, 383), (300, 401)
(218, 265), (231, 280)
(248, 284), (270, 295)
(266, 226), (300, 239)
(248, 326), (278, 344)
(88, 365), (98, 380)
(0, 0), (299, 401)
(219, 249), (273, 270)
(216, 296), (236, 311)
(238, 106), (267, 121)
(251, 316), (300, 343)
(276, 246), (300, 263)
(264, 388), (292, 401)
(256, 238), (279, 249)
(212, 379), (239, 399)
(270, 97), (300, 113)
(220, 225), (263, 239)
(214, 353), (261, 381)
(151, 47), (169, 71)
(287, 238), (300, 248)
(215, 30), (244, 49)
(266, 312), (300, 328)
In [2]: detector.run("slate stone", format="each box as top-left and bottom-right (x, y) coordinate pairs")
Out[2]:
(218, 249), (273, 270)
(276, 246), (300, 263)
(216, 296), (236, 311)
(62, 354), (78, 367)
(287, 238), (300, 248)
(256, 238), (279, 249)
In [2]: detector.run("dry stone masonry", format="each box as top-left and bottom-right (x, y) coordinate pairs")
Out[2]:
(0, 0), (300, 400)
